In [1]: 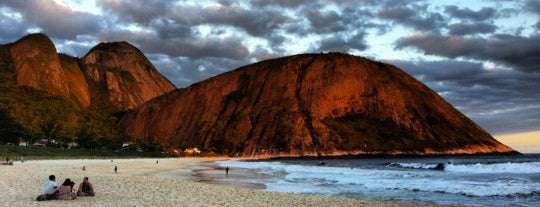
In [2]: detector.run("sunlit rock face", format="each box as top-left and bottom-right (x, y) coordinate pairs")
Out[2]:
(5, 33), (176, 109)
(81, 41), (176, 109)
(9, 33), (90, 106)
(120, 53), (516, 157)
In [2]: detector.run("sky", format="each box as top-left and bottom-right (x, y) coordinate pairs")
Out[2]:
(0, 0), (539, 151)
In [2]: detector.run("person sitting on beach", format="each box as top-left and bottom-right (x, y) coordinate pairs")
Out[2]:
(43, 175), (58, 195)
(37, 175), (59, 201)
(77, 177), (95, 196)
(57, 179), (77, 200)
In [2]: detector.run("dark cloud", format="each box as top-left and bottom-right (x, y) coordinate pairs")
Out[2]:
(377, 4), (446, 31)
(390, 59), (484, 83)
(1, 0), (104, 39)
(55, 39), (97, 57)
(444, 6), (496, 21)
(306, 9), (348, 33)
(148, 55), (248, 87)
(250, 46), (282, 62)
(527, 0), (540, 29)
(98, 0), (170, 25)
(317, 37), (350, 52)
(317, 32), (368, 52)
(138, 3), (285, 38)
(378, 5), (415, 20)
(265, 33), (288, 53)
(158, 37), (249, 60)
(389, 59), (540, 134)
(251, 0), (308, 8)
(395, 32), (484, 58)
(198, 4), (292, 37)
(482, 34), (540, 72)
(395, 32), (540, 73)
(526, 0), (540, 14)
(94, 28), (249, 60)
(447, 22), (497, 35)
(100, 1), (293, 38)
(153, 20), (194, 39)
(474, 105), (540, 134)
(0, 7), (30, 43)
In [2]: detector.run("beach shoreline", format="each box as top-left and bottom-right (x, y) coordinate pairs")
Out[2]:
(0, 158), (451, 207)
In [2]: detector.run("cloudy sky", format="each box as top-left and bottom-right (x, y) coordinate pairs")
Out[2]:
(1, 0), (539, 139)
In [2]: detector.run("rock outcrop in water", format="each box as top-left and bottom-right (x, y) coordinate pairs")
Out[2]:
(119, 53), (516, 157)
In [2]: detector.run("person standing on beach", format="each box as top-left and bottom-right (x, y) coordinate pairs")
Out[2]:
(225, 167), (229, 176)
(114, 165), (117, 173)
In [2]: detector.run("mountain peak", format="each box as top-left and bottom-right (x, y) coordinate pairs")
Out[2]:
(9, 33), (71, 97)
(3, 33), (176, 109)
(82, 40), (176, 109)
(14, 33), (52, 45)
(0, 33), (178, 144)
(86, 41), (140, 55)
(120, 53), (515, 157)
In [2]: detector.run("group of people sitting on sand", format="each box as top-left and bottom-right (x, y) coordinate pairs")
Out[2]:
(37, 175), (95, 201)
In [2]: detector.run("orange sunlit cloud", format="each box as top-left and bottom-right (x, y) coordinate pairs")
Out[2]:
(495, 131), (540, 153)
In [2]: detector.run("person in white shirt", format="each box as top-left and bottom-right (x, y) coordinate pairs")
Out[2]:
(43, 175), (58, 195)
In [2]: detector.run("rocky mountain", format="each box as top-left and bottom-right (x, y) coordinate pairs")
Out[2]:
(120, 53), (516, 157)
(0, 33), (175, 144)
(0, 33), (516, 157)
(82, 41), (176, 109)
(5, 33), (176, 109)
(9, 34), (84, 104)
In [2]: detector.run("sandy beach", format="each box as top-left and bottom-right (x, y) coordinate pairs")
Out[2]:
(0, 158), (450, 207)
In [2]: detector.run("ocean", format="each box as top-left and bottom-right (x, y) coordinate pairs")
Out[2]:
(211, 154), (540, 207)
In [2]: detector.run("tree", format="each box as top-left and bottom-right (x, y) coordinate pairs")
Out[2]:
(76, 124), (96, 149)
(0, 108), (25, 144)
(39, 118), (62, 145)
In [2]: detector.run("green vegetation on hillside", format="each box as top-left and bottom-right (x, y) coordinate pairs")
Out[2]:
(0, 44), (124, 150)
(0, 145), (171, 160)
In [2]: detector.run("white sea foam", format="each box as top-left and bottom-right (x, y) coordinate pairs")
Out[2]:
(218, 159), (540, 200)
(388, 161), (540, 174)
(444, 162), (540, 174)
(387, 162), (439, 169)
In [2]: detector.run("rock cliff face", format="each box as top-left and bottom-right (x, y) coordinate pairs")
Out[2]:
(120, 53), (516, 157)
(9, 34), (79, 102)
(4, 33), (176, 109)
(81, 42), (176, 109)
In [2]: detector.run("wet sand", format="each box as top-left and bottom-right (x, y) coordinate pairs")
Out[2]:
(0, 158), (452, 207)
(190, 160), (270, 189)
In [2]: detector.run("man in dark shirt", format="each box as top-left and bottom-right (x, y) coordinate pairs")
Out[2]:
(77, 177), (95, 196)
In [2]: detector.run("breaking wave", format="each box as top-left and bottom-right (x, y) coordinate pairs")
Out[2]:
(216, 156), (540, 207)
(388, 161), (540, 173)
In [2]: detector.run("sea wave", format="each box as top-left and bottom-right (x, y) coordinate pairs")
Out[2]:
(444, 162), (540, 174)
(388, 161), (540, 174)
(386, 162), (440, 169)
(216, 159), (540, 206)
